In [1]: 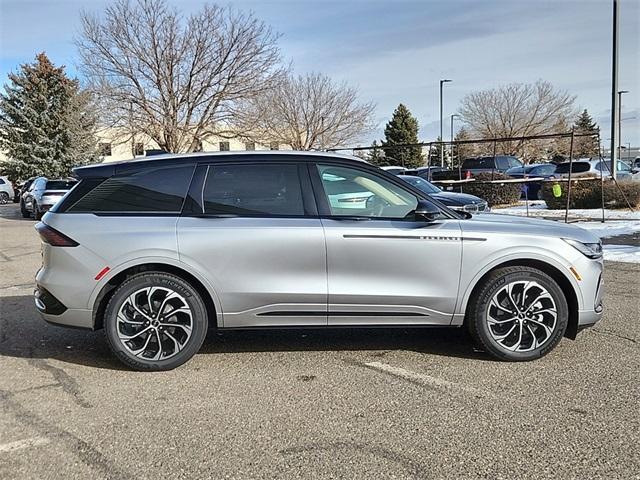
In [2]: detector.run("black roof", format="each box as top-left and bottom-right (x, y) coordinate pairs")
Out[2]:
(73, 151), (366, 178)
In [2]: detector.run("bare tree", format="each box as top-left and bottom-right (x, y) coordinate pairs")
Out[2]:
(459, 80), (575, 161)
(237, 72), (375, 150)
(76, 0), (283, 153)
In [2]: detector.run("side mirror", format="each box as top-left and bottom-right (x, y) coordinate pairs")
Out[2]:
(414, 199), (441, 222)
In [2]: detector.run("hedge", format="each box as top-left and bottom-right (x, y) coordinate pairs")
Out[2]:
(438, 172), (522, 207)
(541, 178), (640, 210)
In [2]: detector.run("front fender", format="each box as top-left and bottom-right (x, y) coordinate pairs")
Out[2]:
(455, 245), (584, 320)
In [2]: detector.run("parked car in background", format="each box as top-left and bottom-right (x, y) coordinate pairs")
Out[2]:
(398, 175), (490, 213)
(431, 155), (523, 180)
(631, 157), (640, 173)
(0, 176), (15, 204)
(34, 151), (603, 370)
(21, 177), (78, 219)
(380, 166), (407, 175)
(14, 177), (36, 203)
(404, 166), (448, 180)
(554, 159), (638, 182)
(505, 163), (557, 199)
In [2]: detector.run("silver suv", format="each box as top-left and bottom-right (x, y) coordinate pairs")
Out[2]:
(35, 152), (604, 371)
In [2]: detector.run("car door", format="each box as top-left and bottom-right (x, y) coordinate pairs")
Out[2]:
(177, 160), (327, 328)
(312, 162), (463, 326)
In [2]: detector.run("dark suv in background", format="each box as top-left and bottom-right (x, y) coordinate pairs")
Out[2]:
(432, 156), (523, 180)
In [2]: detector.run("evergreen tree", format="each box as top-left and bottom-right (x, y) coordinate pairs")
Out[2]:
(452, 127), (473, 167)
(367, 140), (388, 166)
(382, 104), (423, 168)
(428, 136), (449, 167)
(572, 109), (599, 158)
(0, 53), (98, 180)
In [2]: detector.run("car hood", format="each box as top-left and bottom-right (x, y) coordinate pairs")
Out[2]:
(432, 191), (485, 206)
(461, 213), (600, 244)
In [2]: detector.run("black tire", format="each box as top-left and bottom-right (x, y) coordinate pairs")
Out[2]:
(467, 266), (568, 361)
(20, 200), (30, 218)
(33, 202), (43, 220)
(104, 272), (208, 371)
(0, 192), (9, 204)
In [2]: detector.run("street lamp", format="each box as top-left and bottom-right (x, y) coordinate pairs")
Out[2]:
(439, 79), (452, 167)
(617, 90), (629, 161)
(610, 0), (619, 177)
(450, 114), (460, 165)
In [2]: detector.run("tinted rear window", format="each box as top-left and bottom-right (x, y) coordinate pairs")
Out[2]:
(69, 165), (194, 213)
(463, 157), (493, 169)
(203, 164), (304, 216)
(555, 162), (591, 174)
(46, 180), (77, 190)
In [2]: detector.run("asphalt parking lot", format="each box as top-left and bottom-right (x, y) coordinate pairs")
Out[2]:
(1, 202), (638, 480)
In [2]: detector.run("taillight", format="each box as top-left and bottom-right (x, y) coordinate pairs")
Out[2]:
(35, 222), (79, 247)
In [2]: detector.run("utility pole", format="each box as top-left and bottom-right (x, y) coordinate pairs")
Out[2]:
(439, 79), (452, 167)
(618, 90), (629, 162)
(610, 0), (619, 178)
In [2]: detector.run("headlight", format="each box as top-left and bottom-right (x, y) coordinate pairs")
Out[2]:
(562, 238), (603, 259)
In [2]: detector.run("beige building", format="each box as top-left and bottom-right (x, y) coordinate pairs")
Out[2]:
(96, 129), (284, 163)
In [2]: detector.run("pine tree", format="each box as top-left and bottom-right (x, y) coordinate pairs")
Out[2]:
(0, 53), (98, 181)
(382, 104), (423, 168)
(367, 140), (388, 166)
(428, 136), (449, 167)
(452, 127), (473, 167)
(572, 109), (599, 158)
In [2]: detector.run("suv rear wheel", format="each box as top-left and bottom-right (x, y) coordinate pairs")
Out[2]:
(104, 272), (208, 371)
(467, 266), (568, 361)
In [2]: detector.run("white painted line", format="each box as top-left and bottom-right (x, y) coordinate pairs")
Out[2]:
(364, 361), (491, 398)
(0, 437), (50, 454)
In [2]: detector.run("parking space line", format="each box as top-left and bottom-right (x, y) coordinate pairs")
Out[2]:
(0, 437), (49, 454)
(363, 361), (491, 399)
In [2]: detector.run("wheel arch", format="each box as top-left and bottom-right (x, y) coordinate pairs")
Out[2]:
(462, 259), (580, 340)
(92, 262), (219, 331)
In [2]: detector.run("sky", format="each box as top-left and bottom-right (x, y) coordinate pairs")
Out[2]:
(0, 0), (638, 148)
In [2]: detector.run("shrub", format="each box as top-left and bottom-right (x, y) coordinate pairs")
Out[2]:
(541, 178), (640, 209)
(440, 172), (521, 207)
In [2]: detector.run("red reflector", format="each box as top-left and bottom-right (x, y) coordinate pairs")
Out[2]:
(35, 222), (79, 247)
(95, 266), (110, 281)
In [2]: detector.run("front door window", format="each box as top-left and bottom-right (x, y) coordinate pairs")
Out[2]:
(316, 164), (417, 219)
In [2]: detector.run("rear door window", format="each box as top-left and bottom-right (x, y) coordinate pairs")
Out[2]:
(202, 164), (304, 216)
(556, 162), (591, 174)
(69, 165), (194, 213)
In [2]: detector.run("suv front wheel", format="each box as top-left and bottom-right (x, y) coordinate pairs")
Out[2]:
(104, 272), (208, 371)
(467, 266), (568, 361)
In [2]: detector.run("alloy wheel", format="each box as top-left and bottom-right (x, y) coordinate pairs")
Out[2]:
(486, 280), (557, 352)
(117, 286), (193, 361)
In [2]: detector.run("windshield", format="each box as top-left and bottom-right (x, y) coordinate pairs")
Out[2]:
(399, 176), (441, 194)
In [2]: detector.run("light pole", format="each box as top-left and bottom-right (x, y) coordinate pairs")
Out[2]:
(617, 90), (629, 162)
(450, 114), (459, 166)
(439, 79), (452, 167)
(610, 0), (619, 178)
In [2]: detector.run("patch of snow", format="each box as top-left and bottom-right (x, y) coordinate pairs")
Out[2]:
(493, 201), (640, 220)
(603, 244), (640, 263)
(572, 221), (640, 238)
